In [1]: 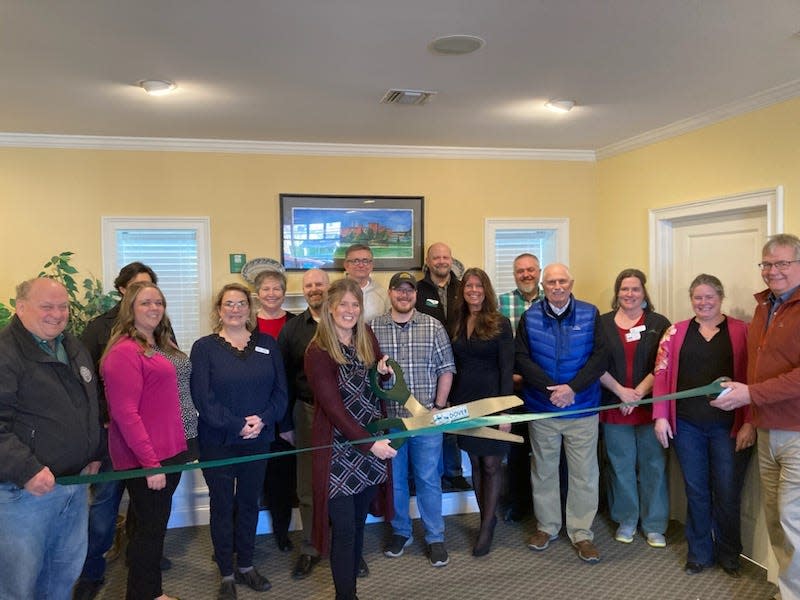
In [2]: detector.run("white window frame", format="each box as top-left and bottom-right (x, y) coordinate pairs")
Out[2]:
(484, 218), (570, 291)
(101, 216), (213, 346)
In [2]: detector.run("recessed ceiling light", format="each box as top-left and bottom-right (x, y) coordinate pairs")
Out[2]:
(429, 35), (485, 55)
(138, 79), (177, 96)
(544, 99), (575, 113)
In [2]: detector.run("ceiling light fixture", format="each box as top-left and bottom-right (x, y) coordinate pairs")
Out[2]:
(545, 99), (575, 113)
(138, 79), (177, 96)
(429, 35), (485, 55)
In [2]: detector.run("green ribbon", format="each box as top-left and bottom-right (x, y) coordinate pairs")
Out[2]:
(56, 378), (728, 486)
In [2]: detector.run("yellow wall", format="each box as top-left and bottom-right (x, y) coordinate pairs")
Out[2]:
(0, 149), (599, 300)
(3, 95), (799, 311)
(596, 96), (800, 301)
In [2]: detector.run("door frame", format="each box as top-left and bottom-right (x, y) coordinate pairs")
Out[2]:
(648, 187), (783, 319)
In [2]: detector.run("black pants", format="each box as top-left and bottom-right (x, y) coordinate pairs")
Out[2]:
(202, 445), (268, 576)
(328, 486), (376, 600)
(264, 436), (297, 538)
(125, 472), (181, 600)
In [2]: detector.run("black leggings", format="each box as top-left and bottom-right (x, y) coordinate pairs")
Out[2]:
(328, 486), (376, 600)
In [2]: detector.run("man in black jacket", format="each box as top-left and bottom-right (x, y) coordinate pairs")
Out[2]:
(415, 242), (469, 491)
(0, 278), (101, 599)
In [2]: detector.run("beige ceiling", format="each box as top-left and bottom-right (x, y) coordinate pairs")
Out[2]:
(2, 0), (799, 153)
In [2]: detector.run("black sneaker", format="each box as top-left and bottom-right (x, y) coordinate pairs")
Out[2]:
(428, 542), (450, 567)
(383, 534), (412, 558)
(443, 475), (471, 491)
(234, 567), (272, 592)
(72, 579), (104, 600)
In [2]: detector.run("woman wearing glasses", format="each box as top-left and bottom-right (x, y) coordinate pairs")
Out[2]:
(191, 283), (288, 600)
(652, 274), (754, 577)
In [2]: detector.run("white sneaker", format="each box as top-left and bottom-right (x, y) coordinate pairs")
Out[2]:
(646, 532), (666, 548)
(614, 524), (636, 544)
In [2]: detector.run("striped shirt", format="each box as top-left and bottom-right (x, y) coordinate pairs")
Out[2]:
(370, 310), (456, 418)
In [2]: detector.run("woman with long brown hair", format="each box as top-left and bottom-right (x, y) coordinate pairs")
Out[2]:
(449, 267), (513, 556)
(102, 282), (193, 600)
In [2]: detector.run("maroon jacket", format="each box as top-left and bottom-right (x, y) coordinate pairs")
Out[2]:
(304, 330), (393, 556)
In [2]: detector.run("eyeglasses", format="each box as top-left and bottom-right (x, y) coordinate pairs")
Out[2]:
(346, 258), (373, 266)
(222, 300), (248, 309)
(392, 288), (416, 296)
(758, 260), (800, 271)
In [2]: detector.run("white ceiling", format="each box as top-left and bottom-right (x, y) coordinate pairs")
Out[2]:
(2, 0), (799, 155)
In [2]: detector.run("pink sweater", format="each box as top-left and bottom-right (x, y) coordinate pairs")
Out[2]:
(102, 337), (187, 470)
(652, 316), (751, 436)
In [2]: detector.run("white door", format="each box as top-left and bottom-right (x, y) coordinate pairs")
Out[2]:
(651, 189), (782, 579)
(670, 209), (766, 323)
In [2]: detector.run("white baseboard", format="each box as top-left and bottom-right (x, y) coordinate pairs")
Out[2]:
(166, 469), (479, 533)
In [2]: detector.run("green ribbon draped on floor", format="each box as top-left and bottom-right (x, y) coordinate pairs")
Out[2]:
(56, 378), (727, 486)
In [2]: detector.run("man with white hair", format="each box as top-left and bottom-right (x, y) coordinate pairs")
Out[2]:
(0, 278), (101, 599)
(515, 263), (606, 563)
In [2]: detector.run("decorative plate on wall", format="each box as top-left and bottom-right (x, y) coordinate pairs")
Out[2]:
(241, 257), (285, 284)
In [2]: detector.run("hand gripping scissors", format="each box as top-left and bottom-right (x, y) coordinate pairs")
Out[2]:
(367, 358), (524, 448)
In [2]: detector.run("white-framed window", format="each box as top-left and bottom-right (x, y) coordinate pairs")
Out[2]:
(102, 217), (212, 351)
(484, 218), (569, 293)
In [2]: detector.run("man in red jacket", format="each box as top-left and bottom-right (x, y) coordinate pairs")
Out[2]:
(712, 233), (800, 600)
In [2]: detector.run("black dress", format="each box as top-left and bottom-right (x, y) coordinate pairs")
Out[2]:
(450, 316), (514, 456)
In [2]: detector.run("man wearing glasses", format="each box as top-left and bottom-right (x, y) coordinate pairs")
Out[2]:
(712, 233), (800, 600)
(343, 244), (390, 323)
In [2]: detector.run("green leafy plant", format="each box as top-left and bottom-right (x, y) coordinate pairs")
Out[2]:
(0, 252), (119, 336)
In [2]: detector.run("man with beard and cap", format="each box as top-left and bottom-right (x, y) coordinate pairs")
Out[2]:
(415, 242), (469, 491)
(372, 272), (456, 568)
(277, 268), (332, 580)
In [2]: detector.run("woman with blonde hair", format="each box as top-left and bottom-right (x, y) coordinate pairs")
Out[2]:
(102, 281), (194, 600)
(305, 278), (396, 600)
(190, 282), (288, 600)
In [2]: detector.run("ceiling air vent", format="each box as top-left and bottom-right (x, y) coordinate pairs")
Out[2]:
(380, 89), (437, 106)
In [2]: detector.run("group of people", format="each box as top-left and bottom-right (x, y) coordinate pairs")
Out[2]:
(1, 234), (799, 600)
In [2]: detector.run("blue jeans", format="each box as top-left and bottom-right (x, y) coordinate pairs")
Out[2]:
(391, 433), (445, 543)
(78, 453), (125, 582)
(672, 418), (751, 568)
(0, 482), (89, 600)
(603, 422), (668, 534)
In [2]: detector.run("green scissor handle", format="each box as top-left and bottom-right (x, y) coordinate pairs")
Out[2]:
(368, 358), (411, 406)
(368, 359), (413, 449)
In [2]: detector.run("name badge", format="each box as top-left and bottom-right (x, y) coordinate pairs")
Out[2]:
(625, 325), (646, 343)
(255, 346), (270, 355)
(425, 298), (439, 307)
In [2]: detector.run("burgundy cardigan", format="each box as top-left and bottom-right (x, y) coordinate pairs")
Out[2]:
(304, 329), (393, 556)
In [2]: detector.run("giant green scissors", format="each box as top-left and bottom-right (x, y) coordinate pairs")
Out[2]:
(367, 358), (524, 448)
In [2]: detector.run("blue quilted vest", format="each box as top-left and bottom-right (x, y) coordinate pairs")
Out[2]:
(521, 297), (600, 417)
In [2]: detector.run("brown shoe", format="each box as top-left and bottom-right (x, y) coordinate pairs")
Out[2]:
(527, 530), (558, 551)
(574, 540), (600, 563)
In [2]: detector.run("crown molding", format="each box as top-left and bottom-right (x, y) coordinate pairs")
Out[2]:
(0, 133), (596, 162)
(597, 79), (800, 160)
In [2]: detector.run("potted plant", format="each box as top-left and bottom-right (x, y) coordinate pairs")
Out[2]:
(0, 252), (119, 336)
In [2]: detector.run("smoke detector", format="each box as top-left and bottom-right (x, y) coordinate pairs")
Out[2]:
(380, 89), (437, 106)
